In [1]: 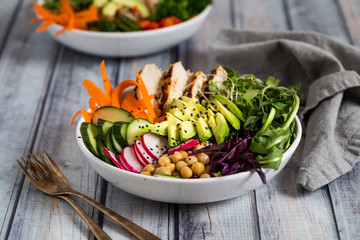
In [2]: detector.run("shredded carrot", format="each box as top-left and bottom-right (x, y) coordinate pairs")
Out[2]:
(88, 97), (97, 113)
(82, 79), (112, 106)
(32, 1), (99, 35)
(135, 70), (157, 120)
(154, 116), (166, 123)
(72, 61), (160, 127)
(111, 80), (140, 108)
(71, 108), (92, 127)
(100, 60), (113, 97)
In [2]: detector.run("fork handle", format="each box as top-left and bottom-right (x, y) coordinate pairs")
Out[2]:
(57, 195), (111, 240)
(66, 190), (160, 240)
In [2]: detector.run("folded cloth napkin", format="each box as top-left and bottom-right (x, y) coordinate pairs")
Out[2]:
(208, 29), (360, 191)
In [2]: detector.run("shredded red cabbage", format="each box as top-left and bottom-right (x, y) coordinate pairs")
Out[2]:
(190, 130), (266, 184)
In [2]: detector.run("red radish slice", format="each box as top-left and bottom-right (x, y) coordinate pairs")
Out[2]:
(134, 140), (155, 165)
(141, 133), (169, 160)
(115, 155), (130, 171)
(121, 147), (144, 173)
(134, 145), (148, 166)
(103, 148), (126, 170)
(167, 139), (200, 154)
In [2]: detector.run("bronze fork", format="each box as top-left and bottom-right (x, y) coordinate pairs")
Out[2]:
(17, 151), (160, 240)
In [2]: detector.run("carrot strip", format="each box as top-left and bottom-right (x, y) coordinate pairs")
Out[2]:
(89, 97), (97, 113)
(133, 111), (148, 119)
(100, 60), (113, 96)
(111, 80), (140, 108)
(154, 116), (166, 123)
(37, 21), (55, 32)
(71, 108), (92, 127)
(135, 70), (157, 120)
(82, 79), (112, 106)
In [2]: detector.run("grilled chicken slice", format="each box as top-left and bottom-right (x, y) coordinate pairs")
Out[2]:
(137, 63), (163, 116)
(184, 71), (207, 102)
(158, 61), (193, 114)
(203, 65), (228, 91)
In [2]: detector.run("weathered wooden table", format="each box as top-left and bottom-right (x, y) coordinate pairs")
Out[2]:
(1, 0), (359, 239)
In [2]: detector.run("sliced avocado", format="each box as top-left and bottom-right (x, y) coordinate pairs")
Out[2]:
(93, 0), (108, 7)
(196, 117), (213, 142)
(208, 115), (216, 130)
(210, 94), (245, 121)
(211, 99), (241, 130)
(112, 0), (150, 17)
(169, 108), (193, 121)
(150, 121), (168, 136)
(179, 121), (197, 142)
(102, 2), (120, 19)
(179, 96), (208, 117)
(166, 113), (181, 146)
(213, 113), (230, 144)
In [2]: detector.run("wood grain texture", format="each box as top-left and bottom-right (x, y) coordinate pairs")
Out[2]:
(0, 0), (20, 55)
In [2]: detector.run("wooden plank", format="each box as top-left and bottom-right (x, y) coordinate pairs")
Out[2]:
(338, 0), (360, 45)
(178, 0), (233, 73)
(0, 0), (20, 54)
(286, 0), (350, 42)
(0, 0), (63, 238)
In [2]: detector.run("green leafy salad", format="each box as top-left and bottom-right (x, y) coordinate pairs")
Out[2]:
(204, 67), (301, 171)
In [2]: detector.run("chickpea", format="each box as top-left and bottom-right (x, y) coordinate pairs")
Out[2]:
(185, 156), (198, 166)
(179, 150), (188, 157)
(171, 152), (184, 164)
(155, 166), (172, 175)
(176, 161), (188, 172)
(143, 164), (156, 174)
(172, 171), (180, 177)
(158, 156), (171, 166)
(191, 162), (205, 175)
(205, 165), (211, 173)
(200, 173), (211, 178)
(193, 144), (203, 152)
(140, 171), (151, 176)
(187, 151), (193, 154)
(166, 163), (176, 172)
(180, 166), (193, 178)
(197, 153), (210, 165)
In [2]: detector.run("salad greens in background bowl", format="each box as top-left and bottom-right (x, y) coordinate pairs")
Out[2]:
(33, 0), (212, 57)
(74, 61), (302, 204)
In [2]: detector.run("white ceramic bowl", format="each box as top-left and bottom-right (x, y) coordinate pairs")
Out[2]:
(41, 5), (212, 57)
(76, 116), (302, 204)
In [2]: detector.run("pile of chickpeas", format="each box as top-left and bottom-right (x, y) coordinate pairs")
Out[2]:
(140, 144), (212, 178)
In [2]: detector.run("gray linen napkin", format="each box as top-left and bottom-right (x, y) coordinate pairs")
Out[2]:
(208, 29), (360, 191)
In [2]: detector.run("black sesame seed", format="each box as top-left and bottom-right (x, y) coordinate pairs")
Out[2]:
(146, 157), (149, 159)
(156, 145), (158, 148)
(150, 148), (153, 151)
(185, 130), (187, 133)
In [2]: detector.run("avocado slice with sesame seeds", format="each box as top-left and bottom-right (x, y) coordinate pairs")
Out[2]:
(179, 121), (197, 142)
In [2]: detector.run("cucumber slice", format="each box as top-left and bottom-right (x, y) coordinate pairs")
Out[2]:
(110, 128), (123, 154)
(92, 106), (134, 125)
(112, 121), (129, 148)
(96, 136), (113, 165)
(97, 118), (114, 139)
(104, 127), (115, 153)
(80, 122), (100, 157)
(126, 118), (154, 146)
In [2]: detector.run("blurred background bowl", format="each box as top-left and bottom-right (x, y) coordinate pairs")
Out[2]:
(76, 116), (302, 204)
(42, 5), (212, 57)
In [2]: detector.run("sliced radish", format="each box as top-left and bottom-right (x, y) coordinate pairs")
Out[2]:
(121, 147), (144, 173)
(141, 133), (169, 160)
(134, 140), (154, 165)
(103, 147), (126, 170)
(167, 139), (200, 154)
(115, 154), (130, 171)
